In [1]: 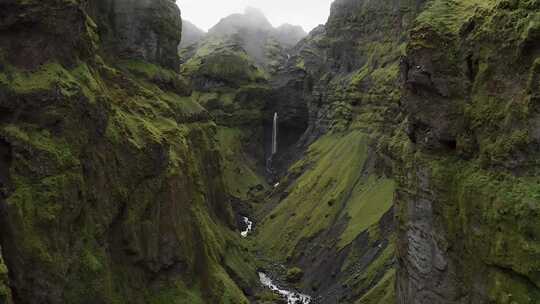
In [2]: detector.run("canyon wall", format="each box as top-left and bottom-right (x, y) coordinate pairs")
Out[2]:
(395, 0), (540, 302)
(1, 0), (539, 303)
(0, 0), (255, 303)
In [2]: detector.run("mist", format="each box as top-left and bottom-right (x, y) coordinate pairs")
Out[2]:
(177, 0), (333, 32)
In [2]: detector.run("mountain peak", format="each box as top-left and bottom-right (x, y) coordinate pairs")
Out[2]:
(244, 6), (266, 18)
(209, 7), (273, 36)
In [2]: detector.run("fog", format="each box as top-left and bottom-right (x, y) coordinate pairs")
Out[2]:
(177, 0), (334, 32)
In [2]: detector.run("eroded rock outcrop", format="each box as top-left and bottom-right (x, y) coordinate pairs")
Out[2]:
(395, 0), (540, 303)
(0, 0), (255, 303)
(88, 0), (182, 70)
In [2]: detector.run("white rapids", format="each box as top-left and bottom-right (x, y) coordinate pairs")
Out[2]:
(240, 216), (253, 237)
(258, 272), (311, 304)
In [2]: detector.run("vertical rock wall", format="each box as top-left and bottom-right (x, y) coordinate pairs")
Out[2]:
(89, 0), (182, 70)
(395, 1), (540, 303)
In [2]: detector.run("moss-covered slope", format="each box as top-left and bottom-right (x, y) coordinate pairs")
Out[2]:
(395, 0), (540, 302)
(254, 0), (426, 303)
(0, 1), (257, 303)
(179, 34), (272, 202)
(256, 130), (396, 303)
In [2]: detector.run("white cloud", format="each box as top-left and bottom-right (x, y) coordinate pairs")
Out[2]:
(177, 0), (333, 32)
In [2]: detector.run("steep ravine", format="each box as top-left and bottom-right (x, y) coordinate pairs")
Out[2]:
(1, 0), (540, 303)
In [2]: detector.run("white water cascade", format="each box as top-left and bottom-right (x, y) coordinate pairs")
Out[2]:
(259, 272), (311, 304)
(272, 112), (278, 156)
(240, 216), (253, 238)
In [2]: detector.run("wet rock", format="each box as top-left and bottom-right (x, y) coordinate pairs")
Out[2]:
(396, 1), (540, 303)
(90, 0), (182, 70)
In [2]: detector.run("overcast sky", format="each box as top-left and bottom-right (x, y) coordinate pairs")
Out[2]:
(177, 0), (334, 32)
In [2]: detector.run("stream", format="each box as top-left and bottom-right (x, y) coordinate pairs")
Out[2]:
(259, 272), (311, 304)
(240, 217), (311, 303)
(240, 216), (253, 238)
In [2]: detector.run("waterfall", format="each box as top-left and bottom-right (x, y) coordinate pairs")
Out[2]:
(266, 112), (278, 177)
(272, 112), (278, 155)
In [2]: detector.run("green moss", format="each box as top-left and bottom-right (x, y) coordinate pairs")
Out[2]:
(286, 267), (304, 283)
(338, 178), (395, 249)
(211, 266), (250, 304)
(3, 125), (80, 168)
(0, 248), (12, 304)
(296, 58), (306, 70)
(489, 268), (540, 304)
(258, 129), (395, 267)
(414, 0), (496, 36)
(146, 281), (205, 304)
(258, 131), (371, 259)
(0, 62), (78, 94)
(355, 269), (395, 304)
(0, 50), (253, 303)
(224, 243), (259, 288)
(424, 157), (540, 297)
(182, 43), (267, 86)
(71, 63), (100, 103)
(362, 243), (394, 284)
(217, 127), (268, 199)
(255, 290), (283, 303)
(119, 59), (178, 82)
(351, 65), (371, 87)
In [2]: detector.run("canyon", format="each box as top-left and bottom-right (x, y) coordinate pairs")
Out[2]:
(0, 0), (539, 303)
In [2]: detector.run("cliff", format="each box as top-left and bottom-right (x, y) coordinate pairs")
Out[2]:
(395, 0), (540, 302)
(88, 0), (182, 70)
(0, 0), (255, 303)
(1, 0), (540, 303)
(254, 0), (423, 302)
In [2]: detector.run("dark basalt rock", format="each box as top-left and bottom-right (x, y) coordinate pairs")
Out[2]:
(89, 0), (182, 70)
(0, 0), (96, 69)
(396, 1), (540, 303)
(0, 0), (259, 303)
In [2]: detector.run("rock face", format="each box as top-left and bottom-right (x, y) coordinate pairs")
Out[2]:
(89, 0), (182, 70)
(2, 0), (540, 303)
(0, 0), (255, 303)
(262, 0), (540, 300)
(0, 0), (96, 69)
(256, 0), (423, 303)
(395, 1), (540, 303)
(267, 0), (423, 169)
(178, 21), (272, 210)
